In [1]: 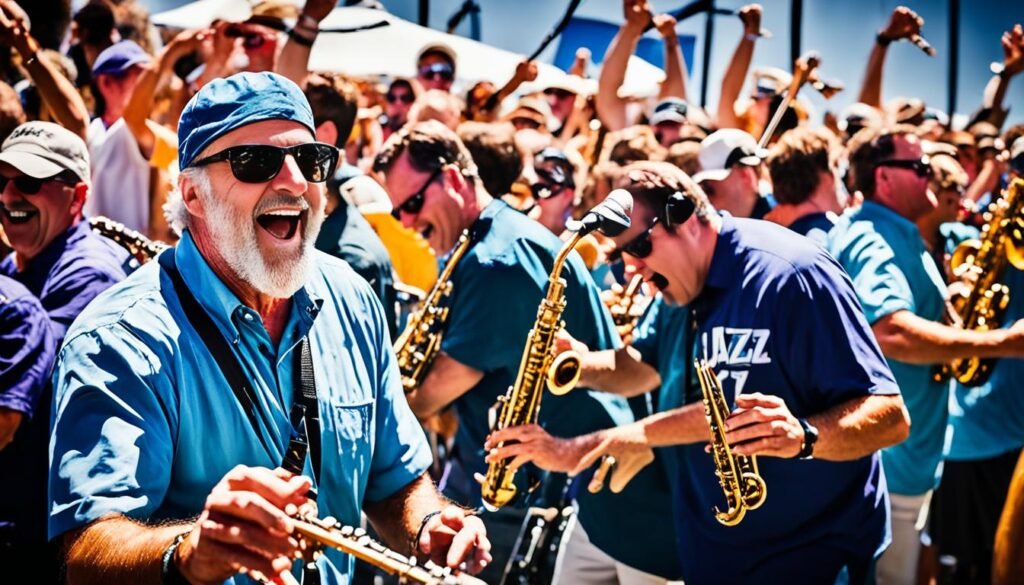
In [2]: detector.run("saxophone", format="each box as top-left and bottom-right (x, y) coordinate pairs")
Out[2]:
(395, 231), (474, 393)
(605, 274), (651, 344)
(941, 177), (1024, 386)
(481, 191), (633, 511)
(695, 359), (766, 526)
(89, 215), (170, 265)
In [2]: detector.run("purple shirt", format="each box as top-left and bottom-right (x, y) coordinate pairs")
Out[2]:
(0, 221), (131, 344)
(0, 275), (53, 419)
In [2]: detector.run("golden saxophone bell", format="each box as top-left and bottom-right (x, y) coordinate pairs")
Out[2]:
(546, 349), (581, 396)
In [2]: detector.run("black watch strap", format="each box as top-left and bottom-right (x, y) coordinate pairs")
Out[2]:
(795, 417), (818, 459)
(161, 531), (191, 585)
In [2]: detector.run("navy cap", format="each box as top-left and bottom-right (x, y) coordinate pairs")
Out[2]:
(177, 72), (316, 171)
(91, 40), (151, 77)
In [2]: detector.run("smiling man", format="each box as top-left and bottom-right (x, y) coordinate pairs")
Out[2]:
(48, 72), (490, 585)
(487, 160), (911, 584)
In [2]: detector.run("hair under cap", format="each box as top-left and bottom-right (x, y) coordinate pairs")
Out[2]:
(177, 71), (316, 171)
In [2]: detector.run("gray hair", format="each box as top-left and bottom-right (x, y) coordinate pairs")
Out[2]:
(164, 167), (210, 236)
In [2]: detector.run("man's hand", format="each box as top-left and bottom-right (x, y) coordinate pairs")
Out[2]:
(553, 328), (589, 360)
(0, 0), (32, 55)
(417, 506), (492, 574)
(724, 393), (804, 458)
(1002, 24), (1024, 77)
(0, 407), (24, 451)
(738, 4), (763, 38)
(301, 0), (336, 23)
(571, 423), (654, 493)
(653, 14), (678, 41)
(622, 0), (652, 31)
(513, 59), (539, 84)
(483, 424), (585, 474)
(881, 6), (923, 41)
(176, 465), (311, 585)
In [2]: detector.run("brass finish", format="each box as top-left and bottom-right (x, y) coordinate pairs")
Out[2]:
(695, 359), (767, 526)
(89, 216), (170, 265)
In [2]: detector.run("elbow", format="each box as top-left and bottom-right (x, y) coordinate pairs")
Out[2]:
(879, 398), (912, 449)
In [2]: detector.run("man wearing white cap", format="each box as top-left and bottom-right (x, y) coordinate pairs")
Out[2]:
(693, 128), (772, 219)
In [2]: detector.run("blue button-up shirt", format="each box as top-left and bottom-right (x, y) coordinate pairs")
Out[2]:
(828, 201), (949, 496)
(0, 220), (131, 344)
(49, 231), (431, 584)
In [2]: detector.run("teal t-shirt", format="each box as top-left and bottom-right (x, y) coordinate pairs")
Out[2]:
(828, 201), (949, 496)
(442, 200), (680, 578)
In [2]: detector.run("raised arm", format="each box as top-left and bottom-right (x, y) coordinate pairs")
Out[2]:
(654, 14), (688, 101)
(716, 4), (762, 129)
(479, 59), (539, 117)
(0, 1), (88, 140)
(597, 0), (651, 131)
(858, 6), (922, 108)
(276, 0), (334, 89)
(970, 24), (1023, 129)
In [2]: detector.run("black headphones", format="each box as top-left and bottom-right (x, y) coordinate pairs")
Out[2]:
(662, 190), (697, 229)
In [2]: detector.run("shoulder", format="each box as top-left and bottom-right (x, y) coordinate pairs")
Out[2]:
(826, 211), (897, 264)
(734, 217), (829, 274)
(51, 228), (132, 285)
(309, 252), (384, 314)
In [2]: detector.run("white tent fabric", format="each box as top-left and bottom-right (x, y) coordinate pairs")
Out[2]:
(151, 2), (665, 98)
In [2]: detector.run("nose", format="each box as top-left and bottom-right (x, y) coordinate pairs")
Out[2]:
(271, 154), (308, 195)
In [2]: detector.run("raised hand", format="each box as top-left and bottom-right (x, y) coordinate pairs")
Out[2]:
(738, 4), (763, 37)
(653, 13), (678, 40)
(1002, 24), (1024, 77)
(881, 6), (923, 41)
(513, 59), (539, 84)
(623, 0), (652, 31)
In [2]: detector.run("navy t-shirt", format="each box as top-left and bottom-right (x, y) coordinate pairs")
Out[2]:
(643, 215), (899, 583)
(442, 200), (680, 578)
(788, 211), (836, 246)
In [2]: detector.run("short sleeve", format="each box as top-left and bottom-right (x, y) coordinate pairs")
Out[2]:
(48, 326), (176, 540)
(775, 255), (901, 412)
(836, 233), (915, 325)
(364, 290), (432, 502)
(0, 296), (55, 418)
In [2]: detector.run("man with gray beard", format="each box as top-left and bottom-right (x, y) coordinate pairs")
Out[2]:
(47, 72), (490, 585)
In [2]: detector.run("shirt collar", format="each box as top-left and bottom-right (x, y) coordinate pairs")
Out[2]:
(174, 230), (322, 343)
(856, 200), (920, 238)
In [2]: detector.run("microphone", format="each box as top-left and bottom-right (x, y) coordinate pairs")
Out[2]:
(569, 189), (633, 237)
(910, 34), (936, 56)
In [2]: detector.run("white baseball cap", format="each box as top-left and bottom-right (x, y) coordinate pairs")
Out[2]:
(693, 129), (765, 183)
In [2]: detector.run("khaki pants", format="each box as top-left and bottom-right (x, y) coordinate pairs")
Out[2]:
(553, 514), (683, 585)
(876, 491), (931, 585)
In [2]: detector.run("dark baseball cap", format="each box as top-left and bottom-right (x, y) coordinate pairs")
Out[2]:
(91, 40), (151, 77)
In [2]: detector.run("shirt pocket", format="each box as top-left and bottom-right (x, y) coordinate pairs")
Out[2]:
(327, 399), (373, 480)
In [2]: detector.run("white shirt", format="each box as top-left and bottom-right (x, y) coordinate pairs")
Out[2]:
(86, 117), (150, 233)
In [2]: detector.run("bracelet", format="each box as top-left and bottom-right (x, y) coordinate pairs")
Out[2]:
(876, 32), (894, 47)
(411, 510), (442, 555)
(160, 530), (191, 585)
(297, 13), (320, 31)
(288, 28), (316, 48)
(744, 32), (760, 42)
(22, 52), (38, 67)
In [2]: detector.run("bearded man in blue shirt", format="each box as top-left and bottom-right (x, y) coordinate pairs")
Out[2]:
(487, 161), (911, 584)
(49, 72), (490, 585)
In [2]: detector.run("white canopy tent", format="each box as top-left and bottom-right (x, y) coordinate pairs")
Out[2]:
(151, 1), (666, 98)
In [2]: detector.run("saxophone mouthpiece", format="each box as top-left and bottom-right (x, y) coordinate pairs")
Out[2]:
(568, 189), (633, 236)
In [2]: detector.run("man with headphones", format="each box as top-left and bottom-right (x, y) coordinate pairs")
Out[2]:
(485, 161), (911, 584)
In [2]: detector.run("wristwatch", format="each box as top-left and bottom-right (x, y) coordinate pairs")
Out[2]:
(794, 418), (819, 459)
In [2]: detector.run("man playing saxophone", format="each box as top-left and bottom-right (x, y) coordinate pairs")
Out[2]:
(374, 122), (681, 584)
(486, 161), (911, 585)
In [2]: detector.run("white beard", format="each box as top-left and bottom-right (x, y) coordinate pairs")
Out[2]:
(202, 189), (325, 299)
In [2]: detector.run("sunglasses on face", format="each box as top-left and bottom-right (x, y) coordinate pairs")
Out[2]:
(543, 88), (574, 100)
(0, 172), (77, 194)
(392, 168), (442, 219)
(386, 92), (415, 104)
(189, 143), (339, 184)
(225, 25), (266, 49)
(530, 181), (567, 200)
(877, 155), (931, 178)
(419, 64), (454, 82)
(610, 218), (659, 262)
(511, 117), (543, 131)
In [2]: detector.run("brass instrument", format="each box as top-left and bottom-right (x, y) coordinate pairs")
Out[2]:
(395, 231), (474, 393)
(605, 274), (651, 344)
(695, 359), (766, 526)
(941, 177), (1024, 386)
(89, 215), (170, 265)
(288, 515), (485, 585)
(481, 190), (633, 510)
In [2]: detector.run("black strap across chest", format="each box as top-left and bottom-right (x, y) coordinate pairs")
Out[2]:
(159, 252), (322, 484)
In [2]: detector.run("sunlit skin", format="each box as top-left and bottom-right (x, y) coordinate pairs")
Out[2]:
(95, 65), (144, 126)
(546, 90), (576, 125)
(0, 164), (86, 271)
(654, 121), (682, 147)
(179, 119), (325, 344)
(698, 165), (759, 218)
(382, 152), (489, 255)
(872, 134), (934, 221)
(417, 53), (454, 93)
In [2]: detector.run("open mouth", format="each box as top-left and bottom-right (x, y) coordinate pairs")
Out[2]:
(419, 223), (434, 241)
(649, 273), (669, 291)
(256, 209), (306, 241)
(1, 206), (38, 225)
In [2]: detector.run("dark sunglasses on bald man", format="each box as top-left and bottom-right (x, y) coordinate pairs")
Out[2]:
(189, 143), (339, 184)
(877, 155), (931, 178)
(419, 63), (454, 82)
(0, 171), (79, 194)
(392, 167), (443, 219)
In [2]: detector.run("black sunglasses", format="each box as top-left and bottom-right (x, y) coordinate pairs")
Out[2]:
(543, 88), (574, 100)
(392, 168), (442, 219)
(0, 172), (78, 194)
(189, 143), (339, 184)
(530, 181), (566, 200)
(877, 155), (931, 178)
(419, 64), (454, 82)
(609, 218), (660, 262)
(386, 92), (415, 104)
(225, 25), (266, 49)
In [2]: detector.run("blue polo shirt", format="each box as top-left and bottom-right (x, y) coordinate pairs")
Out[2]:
(938, 224), (1024, 461)
(49, 231), (431, 585)
(0, 220), (131, 344)
(828, 201), (949, 496)
(640, 215), (898, 583)
(441, 199), (679, 578)
(788, 211), (835, 246)
(0, 276), (53, 418)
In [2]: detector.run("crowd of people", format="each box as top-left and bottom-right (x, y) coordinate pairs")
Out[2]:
(1, 0), (1024, 584)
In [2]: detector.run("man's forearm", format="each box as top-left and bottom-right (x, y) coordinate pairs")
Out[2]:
(807, 394), (909, 461)
(364, 473), (448, 555)
(659, 37), (688, 101)
(873, 310), (1021, 365)
(639, 403), (707, 447)
(716, 37), (755, 129)
(17, 35), (89, 140)
(597, 23), (642, 131)
(578, 346), (660, 397)
(857, 42), (887, 107)
(64, 515), (192, 585)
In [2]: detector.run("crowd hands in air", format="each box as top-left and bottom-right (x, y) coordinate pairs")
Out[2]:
(1, 0), (1024, 584)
